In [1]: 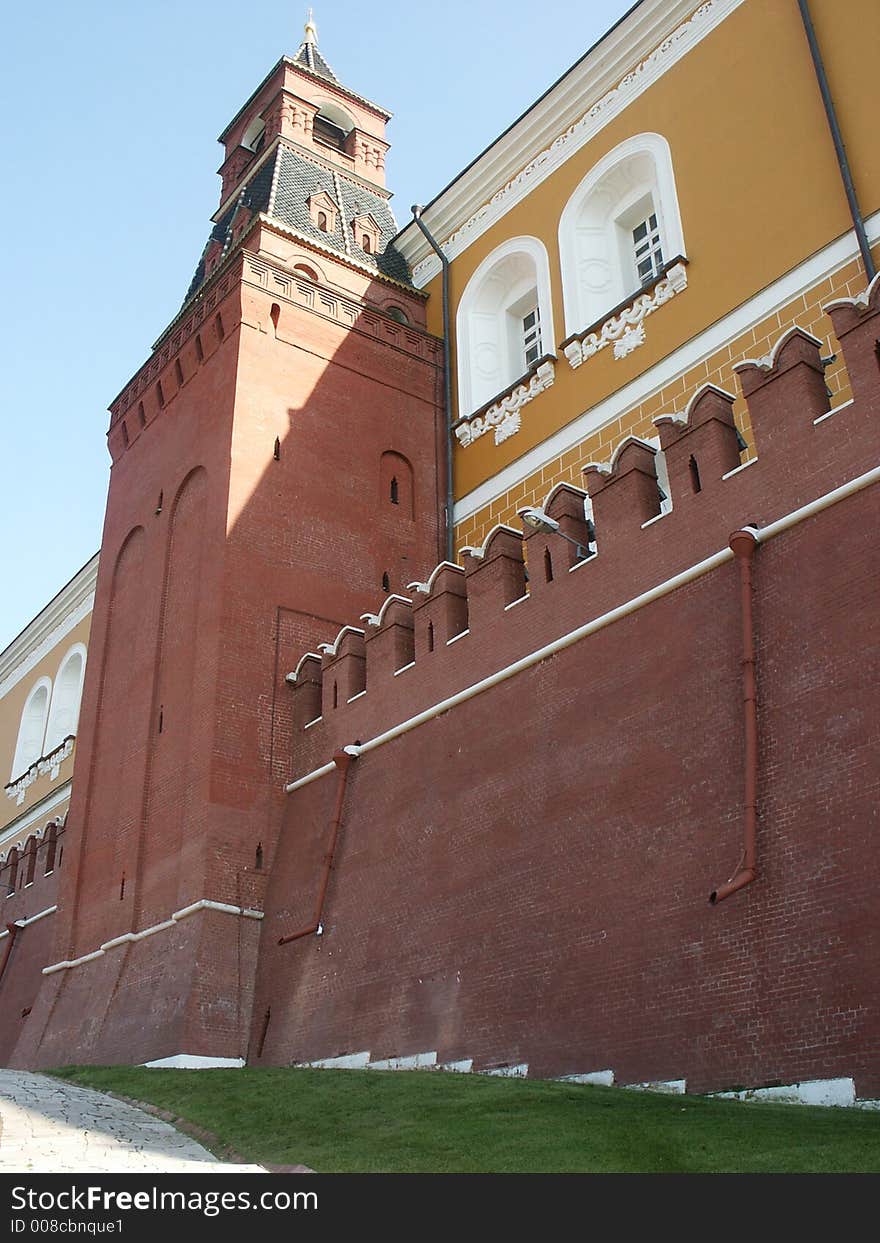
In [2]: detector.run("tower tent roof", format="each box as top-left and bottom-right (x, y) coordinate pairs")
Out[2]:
(290, 13), (340, 85)
(181, 143), (410, 307)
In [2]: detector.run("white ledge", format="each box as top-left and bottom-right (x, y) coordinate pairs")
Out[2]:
(722, 458), (757, 480)
(446, 629), (470, 645)
(393, 662), (416, 676)
(43, 900), (264, 975)
(814, 398), (854, 425)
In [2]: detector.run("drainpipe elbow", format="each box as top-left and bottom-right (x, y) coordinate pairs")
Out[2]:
(709, 867), (757, 905)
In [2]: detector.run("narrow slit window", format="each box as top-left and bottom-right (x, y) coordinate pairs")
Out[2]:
(688, 454), (702, 494)
(427, 621), (434, 652)
(158, 707), (164, 734)
(121, 420), (130, 448)
(255, 843), (263, 871)
(119, 874), (126, 901)
(633, 212), (664, 284)
(390, 476), (399, 504)
(175, 359), (184, 387)
(270, 303), (280, 334)
(195, 334), (204, 363)
(332, 682), (338, 710)
(215, 312), (225, 342)
(137, 402), (146, 428)
(156, 380), (165, 409)
(544, 547), (554, 582)
(273, 437), (281, 461)
(382, 572), (390, 593)
(156, 490), (163, 515)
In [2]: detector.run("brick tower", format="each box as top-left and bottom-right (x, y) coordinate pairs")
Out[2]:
(16, 19), (444, 1067)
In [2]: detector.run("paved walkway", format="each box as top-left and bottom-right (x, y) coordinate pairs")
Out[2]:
(0, 1071), (266, 1173)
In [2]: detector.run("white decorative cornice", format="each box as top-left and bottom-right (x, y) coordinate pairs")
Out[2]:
(455, 360), (555, 448)
(404, 0), (744, 285)
(5, 737), (75, 807)
(0, 556), (98, 699)
(563, 262), (689, 370)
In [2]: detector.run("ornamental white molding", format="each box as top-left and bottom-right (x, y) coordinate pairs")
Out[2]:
(5, 737), (75, 806)
(455, 360), (555, 448)
(410, 0), (737, 285)
(563, 263), (688, 370)
(0, 559), (97, 700)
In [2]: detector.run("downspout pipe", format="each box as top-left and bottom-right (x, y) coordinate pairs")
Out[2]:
(411, 206), (455, 564)
(278, 748), (356, 945)
(0, 921), (21, 984)
(797, 0), (875, 281)
(710, 529), (759, 905)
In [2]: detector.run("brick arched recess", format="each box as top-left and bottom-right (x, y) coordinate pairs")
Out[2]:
(138, 467), (209, 926)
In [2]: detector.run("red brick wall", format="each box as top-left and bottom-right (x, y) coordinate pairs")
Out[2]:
(250, 293), (880, 1095)
(4, 254), (443, 1068)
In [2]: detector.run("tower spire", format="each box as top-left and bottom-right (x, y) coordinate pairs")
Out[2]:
(304, 9), (317, 45)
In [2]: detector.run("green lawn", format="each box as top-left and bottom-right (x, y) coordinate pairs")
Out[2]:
(49, 1066), (880, 1173)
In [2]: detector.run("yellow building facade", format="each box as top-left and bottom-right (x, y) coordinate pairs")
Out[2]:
(0, 556), (97, 872)
(395, 0), (880, 552)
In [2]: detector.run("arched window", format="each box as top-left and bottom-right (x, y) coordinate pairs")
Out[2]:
(242, 116), (266, 154)
(455, 236), (555, 416)
(313, 103), (353, 151)
(558, 133), (686, 337)
(44, 644), (87, 754)
(11, 678), (52, 778)
(317, 211), (328, 232)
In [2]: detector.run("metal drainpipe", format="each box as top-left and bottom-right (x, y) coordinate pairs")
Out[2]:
(278, 749), (356, 945)
(711, 529), (759, 904)
(0, 922), (20, 984)
(411, 206), (455, 564)
(797, 0), (875, 281)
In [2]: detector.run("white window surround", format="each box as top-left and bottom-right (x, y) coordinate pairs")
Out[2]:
(456, 235), (555, 418)
(11, 678), (52, 781)
(44, 643), (87, 756)
(558, 133), (686, 339)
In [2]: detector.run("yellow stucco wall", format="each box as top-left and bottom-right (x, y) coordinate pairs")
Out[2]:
(0, 613), (91, 837)
(419, 0), (879, 525)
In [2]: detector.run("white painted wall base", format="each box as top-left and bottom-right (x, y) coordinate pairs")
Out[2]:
(143, 1054), (245, 1069)
(557, 1070), (615, 1087)
(713, 1077), (856, 1108)
(367, 1051), (438, 1071)
(623, 1079), (687, 1095)
(482, 1064), (529, 1078)
(300, 1051), (371, 1070)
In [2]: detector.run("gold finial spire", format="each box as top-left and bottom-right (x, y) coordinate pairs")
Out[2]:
(304, 8), (317, 44)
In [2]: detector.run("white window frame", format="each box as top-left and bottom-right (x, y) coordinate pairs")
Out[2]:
(11, 677), (52, 780)
(455, 235), (555, 417)
(44, 643), (87, 755)
(558, 133), (685, 339)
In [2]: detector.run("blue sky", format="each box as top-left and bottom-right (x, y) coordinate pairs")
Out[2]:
(0, 0), (634, 646)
